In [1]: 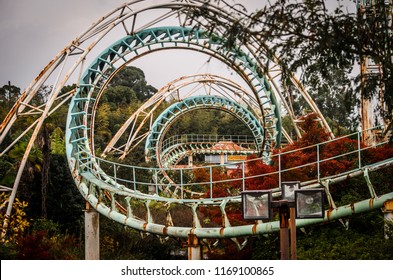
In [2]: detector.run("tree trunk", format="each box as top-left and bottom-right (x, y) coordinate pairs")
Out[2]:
(41, 124), (50, 218)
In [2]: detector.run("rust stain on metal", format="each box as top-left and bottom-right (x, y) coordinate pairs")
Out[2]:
(369, 198), (374, 208)
(143, 222), (148, 232)
(163, 226), (168, 236)
(252, 222), (258, 235)
(327, 209), (333, 221)
(72, 167), (78, 178)
(350, 203), (355, 215)
(221, 213), (226, 227)
(384, 200), (393, 211)
(33, 49), (66, 83)
(117, 202), (127, 214)
(219, 227), (225, 236)
(188, 233), (199, 247)
(92, 212), (99, 228)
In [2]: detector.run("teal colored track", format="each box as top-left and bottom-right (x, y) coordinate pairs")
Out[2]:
(64, 22), (392, 242)
(145, 95), (268, 165)
(66, 26), (281, 162)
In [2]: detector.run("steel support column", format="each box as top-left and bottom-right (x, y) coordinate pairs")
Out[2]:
(187, 233), (202, 260)
(383, 200), (393, 239)
(290, 208), (297, 260)
(85, 202), (100, 260)
(279, 206), (290, 260)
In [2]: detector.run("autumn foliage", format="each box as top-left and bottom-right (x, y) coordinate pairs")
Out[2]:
(194, 113), (393, 231)
(0, 193), (30, 245)
(276, 113), (393, 181)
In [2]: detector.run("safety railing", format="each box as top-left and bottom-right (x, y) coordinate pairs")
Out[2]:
(75, 126), (392, 201)
(161, 134), (257, 152)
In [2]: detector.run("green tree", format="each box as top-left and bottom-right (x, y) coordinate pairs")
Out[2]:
(16, 219), (83, 259)
(109, 66), (156, 101)
(46, 153), (84, 233)
(0, 83), (21, 148)
(0, 192), (30, 245)
(95, 102), (112, 148)
(99, 218), (179, 260)
(50, 127), (65, 155)
(187, 0), (392, 127)
(0, 82), (21, 120)
(167, 109), (252, 137)
(296, 211), (393, 260)
(8, 140), (43, 179)
(305, 64), (359, 133)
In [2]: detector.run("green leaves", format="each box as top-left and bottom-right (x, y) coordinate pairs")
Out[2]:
(186, 0), (393, 125)
(50, 127), (65, 155)
(0, 193), (30, 245)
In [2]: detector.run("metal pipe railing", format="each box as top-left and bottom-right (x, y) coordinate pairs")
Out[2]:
(161, 134), (256, 151)
(76, 125), (391, 201)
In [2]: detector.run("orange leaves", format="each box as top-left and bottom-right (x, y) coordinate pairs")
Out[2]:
(297, 113), (331, 146)
(243, 155), (278, 190)
(277, 114), (361, 180)
(364, 143), (393, 165)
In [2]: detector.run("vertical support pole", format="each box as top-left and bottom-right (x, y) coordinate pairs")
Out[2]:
(242, 161), (245, 192)
(359, 3), (374, 147)
(113, 162), (117, 183)
(361, 95), (374, 145)
(290, 208), (297, 260)
(279, 204), (290, 260)
(188, 154), (193, 167)
(155, 169), (158, 194)
(149, 170), (157, 195)
(278, 153), (282, 188)
(133, 167), (136, 192)
(220, 154), (225, 165)
(210, 166), (213, 199)
(358, 132), (362, 169)
(317, 144), (320, 181)
(180, 168), (184, 199)
(187, 233), (202, 260)
(85, 202), (99, 260)
(383, 200), (393, 239)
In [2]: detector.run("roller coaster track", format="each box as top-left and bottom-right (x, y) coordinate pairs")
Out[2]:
(160, 134), (258, 168)
(69, 126), (393, 244)
(145, 95), (267, 164)
(1, 1), (392, 246)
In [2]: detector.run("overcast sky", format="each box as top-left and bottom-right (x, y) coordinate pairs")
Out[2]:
(0, 0), (356, 91)
(0, 0), (127, 90)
